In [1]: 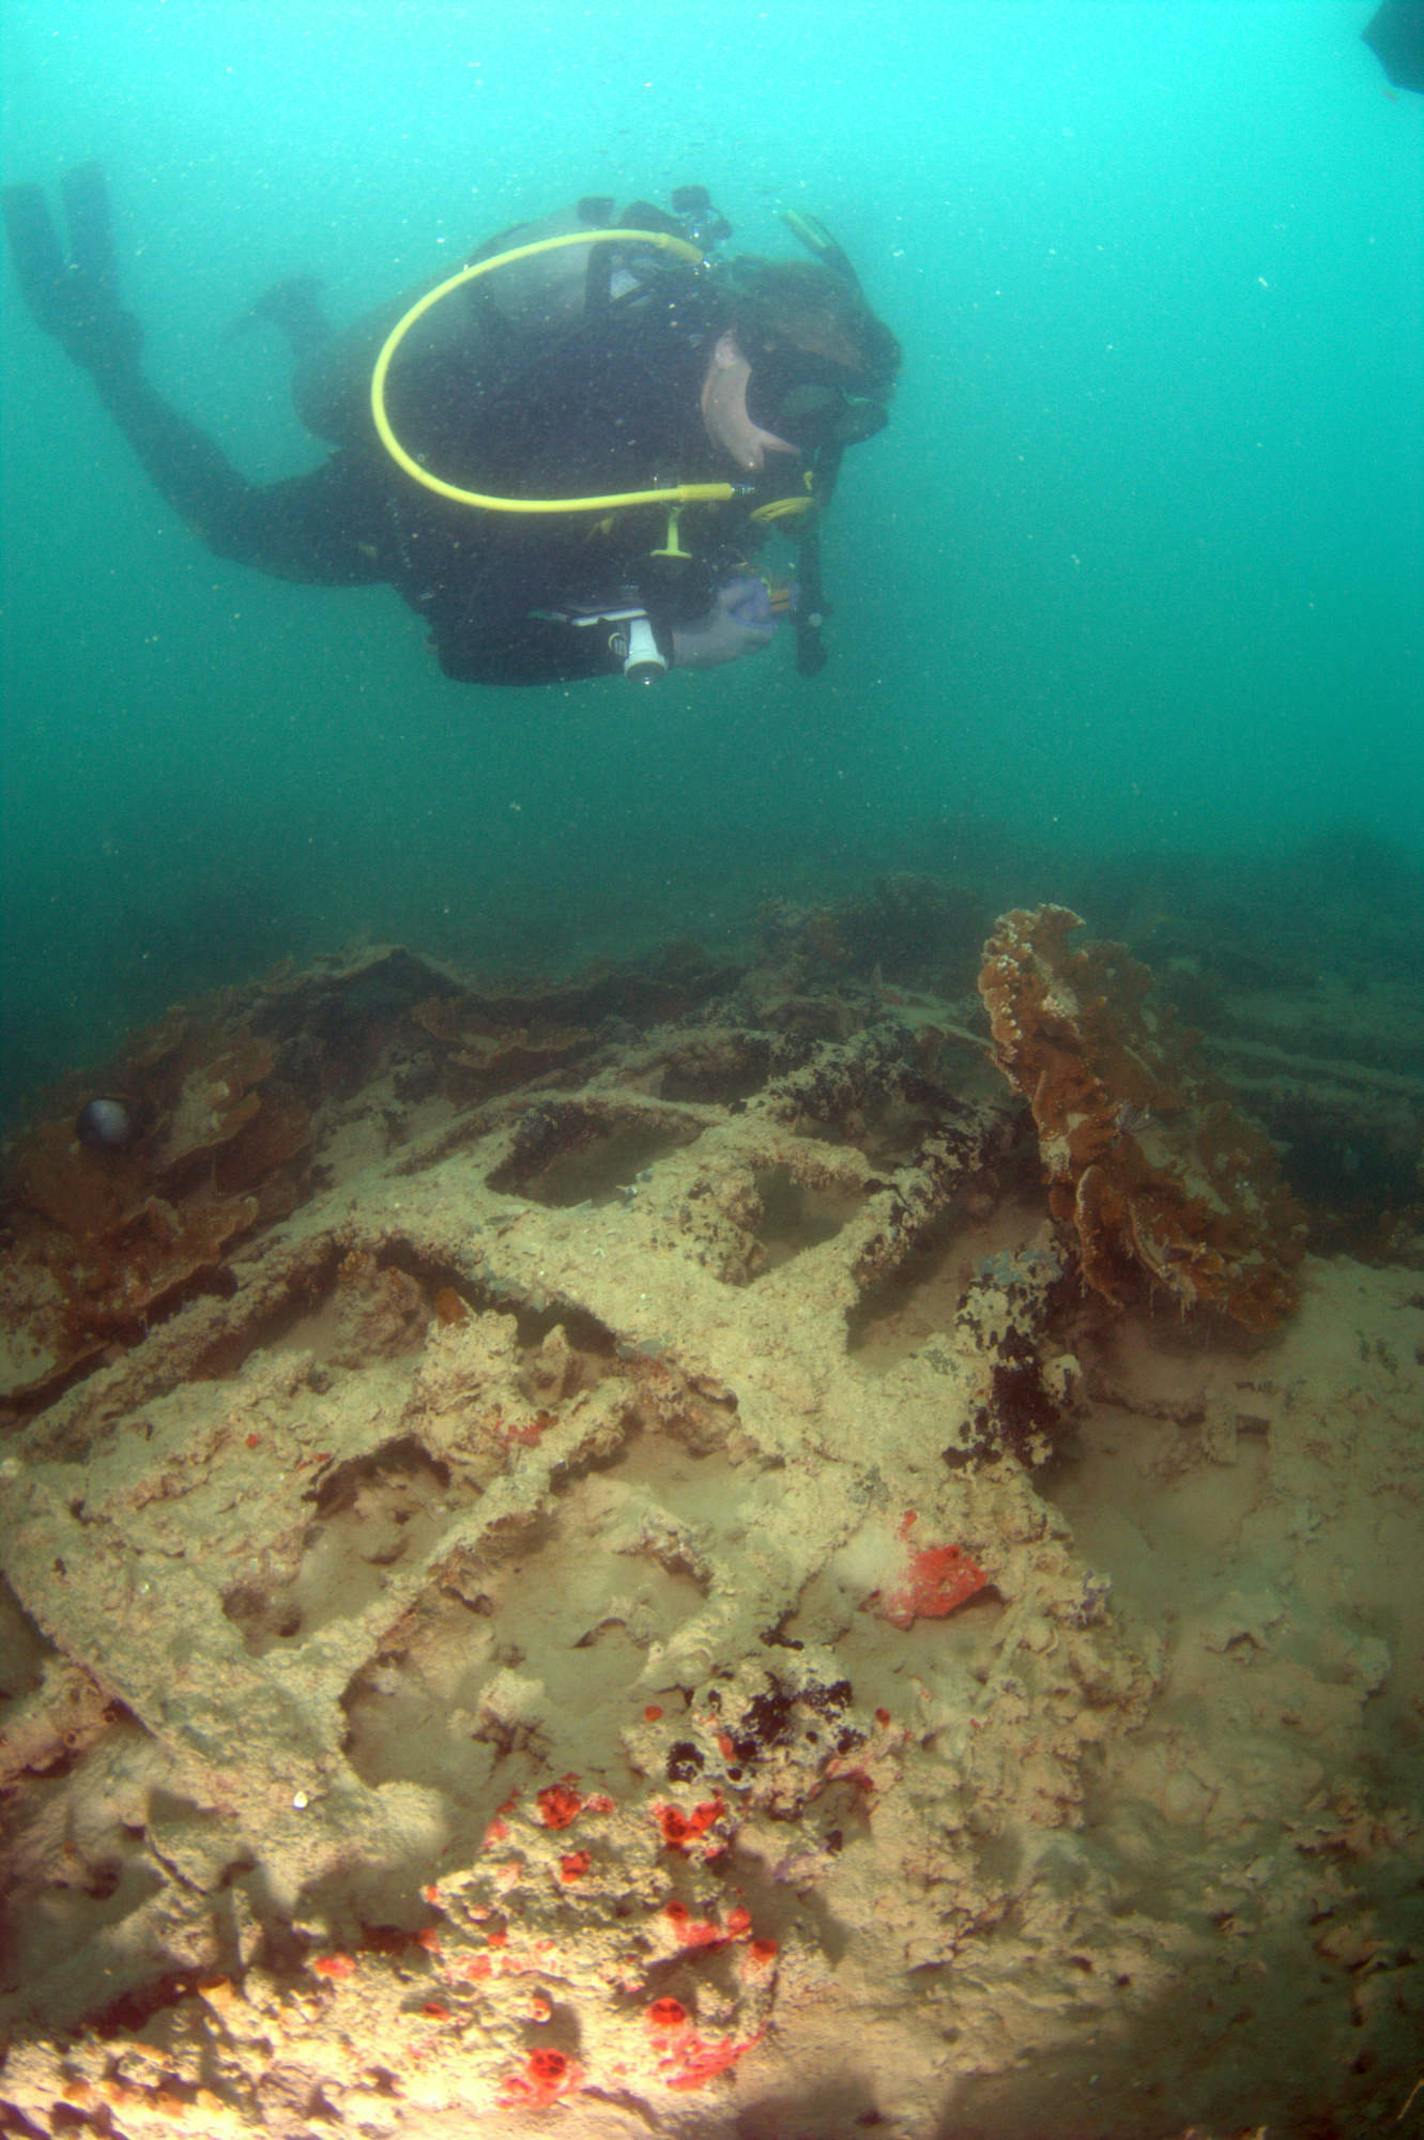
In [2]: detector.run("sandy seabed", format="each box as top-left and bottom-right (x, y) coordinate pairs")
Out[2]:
(1, 926), (1421, 2140)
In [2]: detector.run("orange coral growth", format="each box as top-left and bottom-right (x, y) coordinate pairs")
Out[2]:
(662, 1896), (752, 1950)
(654, 1798), (725, 1853)
(866, 1510), (989, 1628)
(535, 1782), (584, 1831)
(664, 1902), (725, 1948)
(497, 2048), (581, 2110)
(977, 906), (1304, 1331)
(646, 1997), (689, 2031)
(660, 2027), (764, 2091)
(879, 1542), (989, 1628)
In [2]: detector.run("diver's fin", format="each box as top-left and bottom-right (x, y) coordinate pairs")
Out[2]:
(1363, 0), (1424, 91)
(1, 162), (141, 371)
(781, 208), (861, 290)
(4, 161), (119, 325)
(3, 181), (69, 329)
(60, 161), (119, 308)
(224, 273), (332, 358)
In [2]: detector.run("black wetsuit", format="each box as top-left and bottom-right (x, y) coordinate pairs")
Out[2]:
(89, 293), (758, 685)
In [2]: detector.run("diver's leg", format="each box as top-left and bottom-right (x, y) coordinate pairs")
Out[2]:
(3, 165), (381, 583)
(4, 166), (273, 543)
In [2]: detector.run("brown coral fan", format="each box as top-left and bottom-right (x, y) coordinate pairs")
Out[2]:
(977, 905), (1305, 1330)
(411, 994), (596, 1092)
(0, 1012), (311, 1404)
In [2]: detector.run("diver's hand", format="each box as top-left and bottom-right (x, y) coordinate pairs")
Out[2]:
(671, 574), (780, 669)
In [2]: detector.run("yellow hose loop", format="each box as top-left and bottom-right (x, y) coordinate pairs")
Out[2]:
(749, 491), (817, 525)
(370, 229), (741, 515)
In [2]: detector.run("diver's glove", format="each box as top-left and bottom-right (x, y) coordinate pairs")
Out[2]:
(671, 573), (784, 670)
(2, 163), (144, 377)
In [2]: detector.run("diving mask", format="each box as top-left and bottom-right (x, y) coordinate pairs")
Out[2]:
(745, 343), (889, 454)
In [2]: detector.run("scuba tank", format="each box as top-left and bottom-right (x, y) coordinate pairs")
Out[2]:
(290, 192), (718, 448)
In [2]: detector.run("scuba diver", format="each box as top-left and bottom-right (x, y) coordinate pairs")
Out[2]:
(2, 171), (900, 687)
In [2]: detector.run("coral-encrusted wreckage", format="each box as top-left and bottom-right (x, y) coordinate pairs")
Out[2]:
(1, 890), (1421, 2138)
(978, 905), (1307, 1331)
